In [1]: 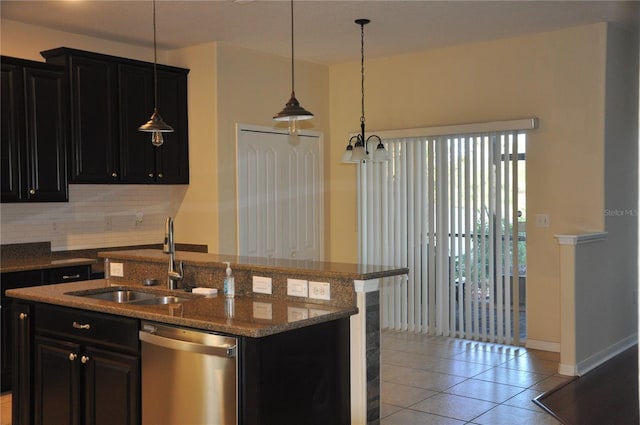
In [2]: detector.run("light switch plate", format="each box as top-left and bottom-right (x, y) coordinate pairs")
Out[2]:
(252, 276), (272, 294)
(287, 278), (308, 297)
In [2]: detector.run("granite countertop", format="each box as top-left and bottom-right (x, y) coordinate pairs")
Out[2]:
(6, 279), (358, 338)
(100, 249), (410, 280)
(0, 256), (97, 274)
(1, 242), (208, 275)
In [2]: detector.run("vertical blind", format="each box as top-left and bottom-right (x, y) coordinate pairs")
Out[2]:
(359, 124), (531, 345)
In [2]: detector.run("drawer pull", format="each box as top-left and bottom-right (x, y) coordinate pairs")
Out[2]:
(81, 356), (90, 364)
(19, 313), (28, 320)
(69, 353), (77, 361)
(62, 274), (81, 280)
(72, 321), (91, 330)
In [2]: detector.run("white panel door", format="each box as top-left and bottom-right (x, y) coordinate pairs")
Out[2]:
(237, 125), (324, 261)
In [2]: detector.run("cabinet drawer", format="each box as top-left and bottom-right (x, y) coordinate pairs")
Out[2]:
(35, 305), (138, 353)
(48, 265), (90, 283)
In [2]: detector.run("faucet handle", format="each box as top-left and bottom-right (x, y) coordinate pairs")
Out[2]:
(177, 261), (184, 280)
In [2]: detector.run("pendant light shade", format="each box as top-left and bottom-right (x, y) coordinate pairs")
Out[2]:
(273, 0), (313, 135)
(139, 0), (173, 147)
(341, 18), (388, 164)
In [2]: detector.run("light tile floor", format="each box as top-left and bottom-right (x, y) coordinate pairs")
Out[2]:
(381, 330), (572, 425)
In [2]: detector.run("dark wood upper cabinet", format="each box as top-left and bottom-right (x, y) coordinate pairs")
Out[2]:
(41, 47), (189, 185)
(119, 65), (189, 184)
(1, 56), (68, 202)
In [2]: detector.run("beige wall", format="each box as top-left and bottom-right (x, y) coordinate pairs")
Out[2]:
(167, 43), (220, 253)
(3, 18), (636, 350)
(328, 23), (610, 346)
(214, 44), (330, 255)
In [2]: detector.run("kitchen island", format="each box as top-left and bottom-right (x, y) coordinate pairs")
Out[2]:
(8, 249), (408, 425)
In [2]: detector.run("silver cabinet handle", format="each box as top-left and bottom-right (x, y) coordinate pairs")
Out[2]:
(81, 356), (90, 364)
(63, 274), (81, 280)
(19, 313), (28, 320)
(72, 321), (91, 330)
(157, 173), (163, 178)
(29, 189), (36, 195)
(69, 353), (77, 361)
(112, 172), (118, 178)
(148, 173), (154, 178)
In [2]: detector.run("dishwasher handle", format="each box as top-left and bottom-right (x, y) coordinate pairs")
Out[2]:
(139, 330), (237, 358)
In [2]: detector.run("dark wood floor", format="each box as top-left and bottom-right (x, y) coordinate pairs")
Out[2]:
(535, 345), (639, 425)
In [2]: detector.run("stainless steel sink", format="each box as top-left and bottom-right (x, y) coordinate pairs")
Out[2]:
(129, 295), (192, 305)
(66, 287), (195, 305)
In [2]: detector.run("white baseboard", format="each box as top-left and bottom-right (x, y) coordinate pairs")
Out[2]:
(558, 363), (578, 376)
(574, 334), (638, 376)
(525, 339), (560, 352)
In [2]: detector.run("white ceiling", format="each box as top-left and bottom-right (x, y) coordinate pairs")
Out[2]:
(2, 0), (639, 65)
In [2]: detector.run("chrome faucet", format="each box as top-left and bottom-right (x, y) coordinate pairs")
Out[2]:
(164, 217), (183, 290)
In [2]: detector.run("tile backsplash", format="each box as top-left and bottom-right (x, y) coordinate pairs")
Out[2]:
(0, 185), (187, 251)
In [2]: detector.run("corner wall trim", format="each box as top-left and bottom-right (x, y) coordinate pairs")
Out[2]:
(555, 232), (608, 246)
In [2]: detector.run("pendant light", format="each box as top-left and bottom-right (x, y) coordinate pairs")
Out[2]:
(342, 19), (388, 163)
(273, 0), (313, 136)
(138, 0), (174, 147)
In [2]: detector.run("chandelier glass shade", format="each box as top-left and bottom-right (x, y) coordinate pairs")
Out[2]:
(342, 18), (388, 163)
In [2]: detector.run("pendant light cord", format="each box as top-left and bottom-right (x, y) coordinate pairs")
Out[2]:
(360, 21), (365, 128)
(290, 0), (295, 95)
(152, 0), (158, 111)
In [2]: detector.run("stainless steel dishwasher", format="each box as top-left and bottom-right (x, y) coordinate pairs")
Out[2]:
(139, 321), (238, 425)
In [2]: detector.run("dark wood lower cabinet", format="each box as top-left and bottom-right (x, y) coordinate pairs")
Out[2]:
(13, 301), (349, 425)
(83, 346), (139, 425)
(13, 303), (140, 425)
(34, 336), (81, 425)
(2, 266), (91, 394)
(241, 318), (351, 425)
(12, 303), (31, 425)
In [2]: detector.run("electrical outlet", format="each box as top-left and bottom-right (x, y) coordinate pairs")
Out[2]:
(105, 216), (113, 231)
(535, 214), (550, 227)
(135, 211), (144, 227)
(109, 262), (124, 277)
(287, 278), (308, 297)
(309, 281), (330, 300)
(252, 276), (273, 294)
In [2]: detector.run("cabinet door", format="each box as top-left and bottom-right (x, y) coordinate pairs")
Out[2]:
(118, 64), (157, 183)
(154, 69), (189, 184)
(83, 346), (139, 425)
(11, 303), (31, 425)
(34, 336), (81, 425)
(1, 62), (26, 202)
(23, 66), (68, 201)
(67, 56), (120, 183)
(119, 65), (189, 184)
